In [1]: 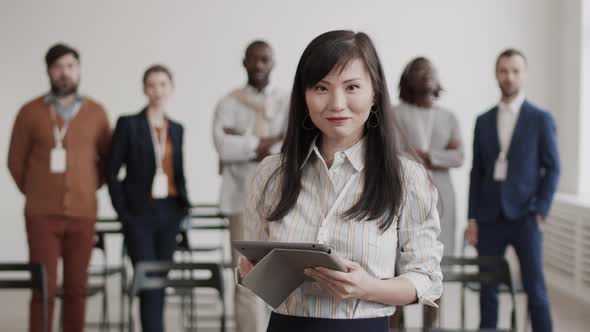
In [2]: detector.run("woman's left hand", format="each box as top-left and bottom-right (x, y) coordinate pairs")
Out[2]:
(304, 258), (375, 301)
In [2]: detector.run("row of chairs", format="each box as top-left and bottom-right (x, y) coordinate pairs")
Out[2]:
(94, 203), (230, 331)
(129, 256), (519, 332)
(0, 263), (48, 332)
(0, 203), (522, 331)
(0, 258), (518, 331)
(129, 261), (226, 332)
(0, 204), (228, 332)
(395, 246), (528, 332)
(0, 261), (226, 332)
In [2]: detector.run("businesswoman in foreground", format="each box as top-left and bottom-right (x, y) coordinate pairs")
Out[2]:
(238, 30), (443, 332)
(106, 65), (190, 332)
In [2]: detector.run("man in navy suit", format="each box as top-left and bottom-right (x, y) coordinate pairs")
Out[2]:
(466, 49), (560, 332)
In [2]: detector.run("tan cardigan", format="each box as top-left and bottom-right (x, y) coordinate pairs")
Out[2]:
(7, 95), (111, 219)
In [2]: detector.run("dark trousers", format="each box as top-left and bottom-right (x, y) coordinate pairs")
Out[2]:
(124, 198), (184, 332)
(266, 312), (389, 332)
(477, 214), (552, 332)
(26, 215), (95, 332)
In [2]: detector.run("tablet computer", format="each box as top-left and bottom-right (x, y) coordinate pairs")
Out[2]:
(233, 240), (335, 263)
(232, 241), (349, 307)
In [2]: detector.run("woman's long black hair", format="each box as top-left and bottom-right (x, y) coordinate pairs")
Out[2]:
(264, 30), (404, 231)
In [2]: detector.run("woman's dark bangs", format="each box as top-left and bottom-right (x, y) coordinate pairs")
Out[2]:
(300, 41), (359, 89)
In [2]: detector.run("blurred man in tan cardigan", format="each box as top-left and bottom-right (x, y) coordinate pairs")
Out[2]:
(7, 43), (111, 332)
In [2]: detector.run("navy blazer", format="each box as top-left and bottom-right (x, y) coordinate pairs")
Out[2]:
(106, 109), (189, 221)
(468, 100), (560, 223)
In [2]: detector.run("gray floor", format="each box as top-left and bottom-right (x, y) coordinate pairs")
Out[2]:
(1, 276), (589, 332)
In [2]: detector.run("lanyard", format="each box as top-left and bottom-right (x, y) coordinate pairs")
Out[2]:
(497, 106), (517, 161)
(149, 121), (168, 170)
(50, 108), (71, 148)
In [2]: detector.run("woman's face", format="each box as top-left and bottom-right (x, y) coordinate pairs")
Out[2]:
(305, 59), (375, 144)
(144, 71), (174, 108)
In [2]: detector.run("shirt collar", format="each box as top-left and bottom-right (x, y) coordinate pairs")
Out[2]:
(499, 92), (525, 115)
(43, 92), (83, 105)
(301, 136), (366, 172)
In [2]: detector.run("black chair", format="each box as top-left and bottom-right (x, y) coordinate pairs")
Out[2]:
(462, 245), (529, 332)
(173, 203), (230, 330)
(97, 218), (131, 332)
(434, 256), (517, 332)
(176, 228), (225, 260)
(128, 261), (226, 332)
(183, 203), (231, 268)
(0, 263), (48, 332)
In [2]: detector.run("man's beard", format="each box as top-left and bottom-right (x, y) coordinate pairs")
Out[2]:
(500, 87), (519, 99)
(50, 80), (78, 97)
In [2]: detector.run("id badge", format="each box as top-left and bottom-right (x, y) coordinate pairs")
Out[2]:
(50, 147), (67, 173)
(152, 171), (169, 198)
(493, 158), (508, 181)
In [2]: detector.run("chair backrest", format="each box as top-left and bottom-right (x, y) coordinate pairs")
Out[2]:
(191, 203), (221, 209)
(441, 256), (517, 331)
(190, 203), (225, 219)
(130, 261), (224, 297)
(93, 218), (125, 273)
(0, 263), (47, 332)
(0, 263), (45, 290)
(175, 230), (191, 251)
(94, 217), (124, 255)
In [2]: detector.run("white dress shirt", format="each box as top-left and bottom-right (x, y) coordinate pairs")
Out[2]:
(244, 138), (443, 319)
(213, 84), (289, 215)
(497, 92), (525, 160)
(469, 92), (525, 224)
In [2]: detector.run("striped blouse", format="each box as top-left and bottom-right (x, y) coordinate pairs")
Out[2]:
(243, 137), (443, 319)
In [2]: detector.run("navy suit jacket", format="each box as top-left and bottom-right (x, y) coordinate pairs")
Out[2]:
(468, 100), (560, 223)
(106, 109), (189, 221)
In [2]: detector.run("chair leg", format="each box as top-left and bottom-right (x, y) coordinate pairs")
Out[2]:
(101, 285), (110, 332)
(179, 292), (185, 330)
(460, 282), (466, 329)
(120, 271), (127, 332)
(186, 289), (195, 332)
(220, 295), (226, 332)
(181, 292), (188, 331)
(128, 297), (134, 332)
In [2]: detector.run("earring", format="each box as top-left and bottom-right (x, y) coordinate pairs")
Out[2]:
(367, 110), (380, 128)
(302, 113), (315, 131)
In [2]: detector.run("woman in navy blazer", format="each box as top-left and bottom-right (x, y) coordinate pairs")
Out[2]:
(106, 64), (189, 332)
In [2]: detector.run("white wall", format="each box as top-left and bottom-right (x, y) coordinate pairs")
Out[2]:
(548, 0), (583, 195)
(0, 0), (567, 261)
(580, 0), (590, 200)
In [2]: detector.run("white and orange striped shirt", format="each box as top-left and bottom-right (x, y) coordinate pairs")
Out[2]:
(244, 137), (443, 319)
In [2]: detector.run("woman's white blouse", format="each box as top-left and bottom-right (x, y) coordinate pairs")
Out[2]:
(243, 138), (443, 319)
